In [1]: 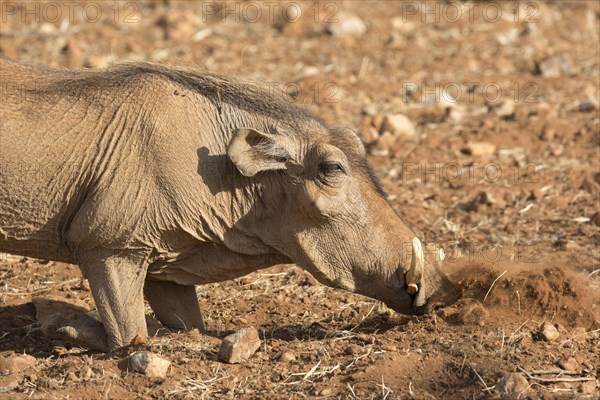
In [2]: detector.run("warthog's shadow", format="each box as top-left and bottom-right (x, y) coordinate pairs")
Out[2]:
(0, 303), (55, 357)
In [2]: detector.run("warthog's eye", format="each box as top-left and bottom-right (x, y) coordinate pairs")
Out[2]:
(319, 162), (344, 176)
(317, 162), (346, 186)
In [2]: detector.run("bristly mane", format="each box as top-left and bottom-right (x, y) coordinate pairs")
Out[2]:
(40, 61), (326, 128)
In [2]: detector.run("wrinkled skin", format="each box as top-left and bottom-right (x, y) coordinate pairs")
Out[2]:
(0, 58), (455, 351)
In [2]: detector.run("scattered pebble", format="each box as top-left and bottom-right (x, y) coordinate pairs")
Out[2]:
(548, 143), (564, 156)
(279, 351), (296, 363)
(38, 22), (57, 35)
(344, 344), (361, 356)
(539, 322), (560, 342)
(558, 357), (580, 371)
(66, 371), (78, 382)
(380, 114), (416, 138)
(461, 142), (496, 157)
(327, 13), (367, 37)
(126, 352), (171, 379)
(457, 302), (489, 326)
(0, 354), (36, 375)
(218, 327), (261, 364)
(590, 212), (600, 227)
(361, 126), (379, 145)
(495, 99), (515, 118)
(130, 334), (146, 346)
(391, 17), (415, 33)
(555, 323), (568, 334)
(381, 344), (397, 352)
(80, 365), (94, 380)
(578, 99), (598, 112)
(561, 240), (581, 251)
(372, 131), (396, 156)
(79, 279), (90, 291)
(319, 387), (333, 396)
(495, 372), (529, 395)
(537, 54), (575, 78)
(86, 55), (110, 69)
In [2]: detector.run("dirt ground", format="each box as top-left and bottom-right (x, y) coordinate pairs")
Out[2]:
(0, 1), (599, 399)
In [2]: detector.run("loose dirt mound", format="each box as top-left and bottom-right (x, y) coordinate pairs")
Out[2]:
(444, 260), (600, 328)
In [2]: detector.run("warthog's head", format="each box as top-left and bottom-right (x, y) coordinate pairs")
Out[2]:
(227, 120), (455, 315)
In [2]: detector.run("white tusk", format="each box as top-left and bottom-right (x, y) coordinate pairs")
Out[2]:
(439, 248), (445, 262)
(406, 237), (424, 294)
(407, 283), (419, 295)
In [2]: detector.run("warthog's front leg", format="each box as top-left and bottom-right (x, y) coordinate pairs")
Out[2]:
(77, 250), (149, 350)
(144, 280), (205, 332)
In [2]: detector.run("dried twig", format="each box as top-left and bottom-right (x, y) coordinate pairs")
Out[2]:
(469, 364), (494, 392)
(517, 366), (594, 383)
(524, 369), (585, 376)
(483, 270), (507, 303)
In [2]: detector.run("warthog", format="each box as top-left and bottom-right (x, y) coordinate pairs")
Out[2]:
(0, 57), (454, 351)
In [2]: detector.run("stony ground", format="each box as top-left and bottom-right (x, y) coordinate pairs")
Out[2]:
(0, 1), (599, 399)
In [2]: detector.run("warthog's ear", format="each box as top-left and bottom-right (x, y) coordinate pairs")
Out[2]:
(227, 128), (291, 177)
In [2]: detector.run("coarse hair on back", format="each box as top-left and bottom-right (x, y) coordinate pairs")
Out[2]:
(38, 60), (325, 129)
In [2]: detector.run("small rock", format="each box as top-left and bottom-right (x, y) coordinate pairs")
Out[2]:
(372, 131), (396, 156)
(38, 22), (57, 35)
(0, 354), (36, 375)
(578, 99), (598, 112)
(590, 212), (600, 227)
(327, 13), (367, 37)
(461, 142), (496, 157)
(303, 66), (319, 78)
(570, 327), (588, 342)
(486, 188), (508, 208)
(457, 302), (489, 326)
(79, 365), (94, 380)
(130, 334), (146, 346)
(344, 344), (361, 356)
(319, 387), (333, 396)
(218, 327), (261, 364)
(382, 344), (397, 352)
(79, 279), (90, 291)
(555, 323), (568, 334)
(380, 114), (416, 138)
(549, 143), (564, 156)
(361, 126), (379, 145)
(495, 99), (515, 118)
(362, 103), (379, 117)
(539, 322), (560, 341)
(558, 357), (580, 371)
(66, 371), (78, 381)
(537, 54), (575, 78)
(448, 106), (464, 122)
(126, 352), (171, 379)
(279, 351), (296, 363)
(495, 372), (529, 395)
(562, 240), (580, 251)
(391, 17), (415, 33)
(86, 55), (110, 69)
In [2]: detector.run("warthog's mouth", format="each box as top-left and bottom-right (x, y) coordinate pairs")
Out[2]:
(403, 237), (452, 315)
